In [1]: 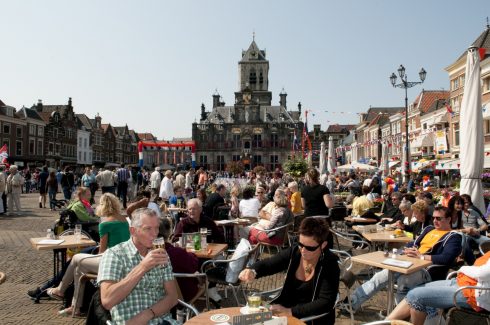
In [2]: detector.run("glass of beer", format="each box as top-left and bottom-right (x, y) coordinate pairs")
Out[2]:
(152, 237), (167, 268)
(247, 294), (262, 313)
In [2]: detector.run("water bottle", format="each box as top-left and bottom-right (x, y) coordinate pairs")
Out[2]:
(193, 233), (201, 251)
(176, 308), (186, 323)
(47, 229), (54, 239)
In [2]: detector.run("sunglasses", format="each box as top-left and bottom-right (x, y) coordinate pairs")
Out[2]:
(298, 242), (322, 252)
(432, 216), (446, 221)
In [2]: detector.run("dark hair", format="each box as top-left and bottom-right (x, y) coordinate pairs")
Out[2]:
(460, 194), (472, 205)
(362, 185), (370, 195)
(299, 217), (330, 244)
(447, 195), (464, 228)
(196, 188), (207, 202)
(402, 194), (416, 204)
(136, 189), (151, 200)
(242, 187), (254, 200)
(421, 191), (433, 201)
(433, 206), (450, 218)
(216, 184), (226, 192)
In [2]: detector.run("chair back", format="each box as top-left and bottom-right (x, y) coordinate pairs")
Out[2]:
(329, 206), (347, 222)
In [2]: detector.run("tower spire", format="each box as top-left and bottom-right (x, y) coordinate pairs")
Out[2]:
(253, 30), (255, 41)
(487, 16), (489, 29)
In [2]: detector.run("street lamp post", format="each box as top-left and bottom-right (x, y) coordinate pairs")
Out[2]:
(390, 65), (427, 183)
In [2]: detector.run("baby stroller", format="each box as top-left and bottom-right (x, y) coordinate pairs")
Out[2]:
(50, 199), (68, 210)
(53, 208), (100, 243)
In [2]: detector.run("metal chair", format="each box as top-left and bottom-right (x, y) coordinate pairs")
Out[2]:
(329, 205), (348, 231)
(438, 271), (490, 325)
(173, 272), (210, 311)
(201, 244), (260, 306)
(104, 299), (199, 325)
(330, 228), (372, 252)
(479, 241), (490, 255)
(255, 222), (294, 255)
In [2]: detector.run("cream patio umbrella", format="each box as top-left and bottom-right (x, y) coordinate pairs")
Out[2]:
(319, 141), (327, 175)
(460, 47), (485, 213)
(327, 136), (336, 174)
(381, 143), (390, 178)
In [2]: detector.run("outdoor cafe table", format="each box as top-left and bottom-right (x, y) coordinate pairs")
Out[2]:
(352, 226), (413, 245)
(186, 243), (228, 259)
(30, 235), (97, 277)
(351, 251), (432, 314)
(344, 216), (378, 224)
(184, 307), (306, 325)
(215, 219), (255, 248)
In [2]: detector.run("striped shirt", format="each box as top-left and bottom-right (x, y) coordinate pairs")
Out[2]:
(117, 168), (130, 183)
(97, 239), (177, 325)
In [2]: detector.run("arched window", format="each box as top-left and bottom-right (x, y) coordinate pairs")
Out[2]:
(249, 68), (257, 86)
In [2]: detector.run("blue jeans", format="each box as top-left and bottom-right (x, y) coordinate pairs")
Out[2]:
(350, 268), (431, 311)
(62, 187), (72, 200)
(406, 279), (472, 318)
(49, 190), (57, 209)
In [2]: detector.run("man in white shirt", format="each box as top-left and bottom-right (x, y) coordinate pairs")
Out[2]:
(150, 167), (161, 197)
(159, 170), (174, 201)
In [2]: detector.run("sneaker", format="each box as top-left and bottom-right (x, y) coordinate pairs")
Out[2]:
(27, 287), (47, 300)
(39, 202), (42, 208)
(207, 287), (222, 302)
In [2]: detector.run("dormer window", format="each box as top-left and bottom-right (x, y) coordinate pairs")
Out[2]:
(5, 107), (14, 117)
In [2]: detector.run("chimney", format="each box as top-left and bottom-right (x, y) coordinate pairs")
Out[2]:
(279, 88), (287, 108)
(37, 99), (43, 111)
(298, 102), (302, 115)
(68, 97), (72, 107)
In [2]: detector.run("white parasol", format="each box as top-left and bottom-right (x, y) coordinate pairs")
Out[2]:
(327, 136), (336, 174)
(319, 141), (327, 175)
(460, 47), (485, 213)
(381, 143), (390, 178)
(337, 161), (377, 172)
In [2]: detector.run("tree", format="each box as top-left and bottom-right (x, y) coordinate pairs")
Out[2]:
(283, 157), (308, 178)
(227, 161), (244, 176)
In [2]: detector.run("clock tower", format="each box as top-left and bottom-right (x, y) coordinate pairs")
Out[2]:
(235, 38), (272, 106)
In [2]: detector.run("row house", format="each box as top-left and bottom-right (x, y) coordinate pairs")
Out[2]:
(445, 25), (490, 161)
(101, 124), (116, 164)
(324, 124), (355, 166)
(76, 114), (94, 165)
(352, 107), (403, 164)
(0, 101), (46, 167)
(113, 125), (138, 165)
(35, 98), (78, 168)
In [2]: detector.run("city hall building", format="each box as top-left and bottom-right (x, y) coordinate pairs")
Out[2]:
(192, 39), (304, 171)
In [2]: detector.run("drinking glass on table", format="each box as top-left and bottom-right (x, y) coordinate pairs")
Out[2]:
(74, 224), (82, 241)
(152, 237), (167, 268)
(247, 293), (262, 312)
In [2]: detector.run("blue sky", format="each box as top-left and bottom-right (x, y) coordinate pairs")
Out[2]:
(1, 0), (489, 138)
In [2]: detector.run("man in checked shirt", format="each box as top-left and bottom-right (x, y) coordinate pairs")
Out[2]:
(98, 208), (179, 325)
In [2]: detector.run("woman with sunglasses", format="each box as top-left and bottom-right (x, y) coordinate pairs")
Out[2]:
(239, 217), (340, 325)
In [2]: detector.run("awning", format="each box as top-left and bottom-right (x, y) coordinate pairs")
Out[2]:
(388, 161), (400, 168)
(412, 159), (436, 172)
(432, 114), (448, 125)
(485, 155), (490, 168)
(410, 134), (435, 149)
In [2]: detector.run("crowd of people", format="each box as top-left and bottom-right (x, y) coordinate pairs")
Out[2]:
(19, 163), (490, 324)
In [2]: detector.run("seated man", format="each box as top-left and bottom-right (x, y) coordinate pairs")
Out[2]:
(98, 208), (179, 324)
(379, 192), (404, 225)
(173, 198), (225, 243)
(348, 206), (462, 312)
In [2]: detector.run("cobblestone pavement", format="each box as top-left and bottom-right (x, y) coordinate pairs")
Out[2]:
(0, 192), (386, 324)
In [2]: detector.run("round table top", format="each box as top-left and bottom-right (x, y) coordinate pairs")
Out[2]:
(184, 306), (306, 325)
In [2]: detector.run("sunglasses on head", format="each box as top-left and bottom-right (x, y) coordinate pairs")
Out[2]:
(298, 242), (322, 252)
(432, 216), (446, 221)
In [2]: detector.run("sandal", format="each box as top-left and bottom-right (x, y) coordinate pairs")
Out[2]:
(47, 288), (64, 301)
(58, 306), (82, 317)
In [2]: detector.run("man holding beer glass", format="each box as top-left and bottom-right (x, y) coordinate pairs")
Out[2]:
(98, 208), (179, 324)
